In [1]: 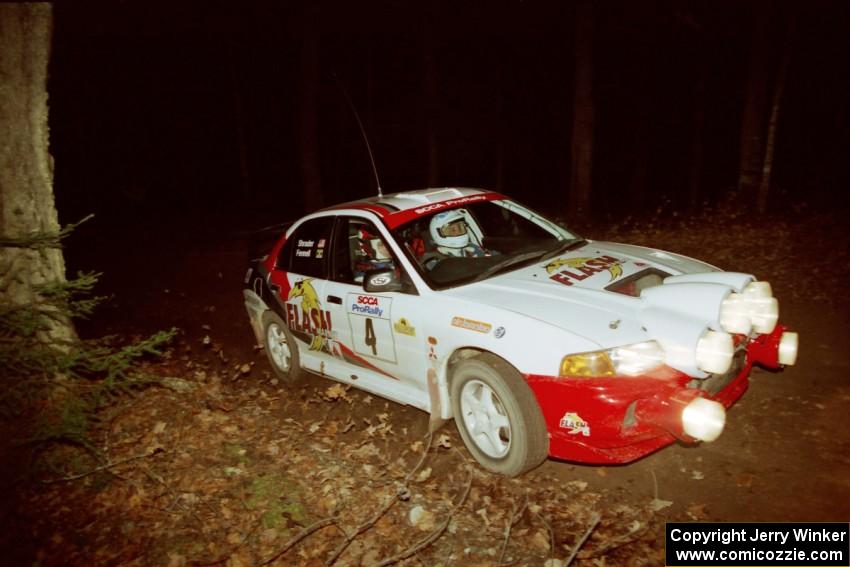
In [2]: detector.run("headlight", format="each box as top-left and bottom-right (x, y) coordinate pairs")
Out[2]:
(560, 341), (665, 377)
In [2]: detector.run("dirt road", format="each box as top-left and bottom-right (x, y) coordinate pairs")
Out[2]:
(35, 211), (848, 564)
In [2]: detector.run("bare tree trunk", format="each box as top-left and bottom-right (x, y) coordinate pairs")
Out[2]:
(689, 75), (706, 209)
(0, 3), (75, 343)
(298, 6), (323, 211)
(628, 96), (650, 208)
(494, 48), (506, 192)
(737, 5), (770, 197)
(757, 33), (790, 213)
(226, 39), (251, 198)
(569, 0), (594, 217)
(424, 30), (439, 187)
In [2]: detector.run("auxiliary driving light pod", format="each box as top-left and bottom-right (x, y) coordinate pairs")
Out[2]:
(682, 397), (726, 442)
(778, 331), (799, 366)
(719, 281), (779, 335)
(695, 330), (734, 374)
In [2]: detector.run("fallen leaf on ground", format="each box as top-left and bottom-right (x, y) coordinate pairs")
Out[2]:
(649, 498), (673, 512)
(687, 503), (709, 520)
(736, 473), (756, 488)
(322, 383), (351, 402)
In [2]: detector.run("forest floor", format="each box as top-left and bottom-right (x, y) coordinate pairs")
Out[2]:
(2, 203), (849, 566)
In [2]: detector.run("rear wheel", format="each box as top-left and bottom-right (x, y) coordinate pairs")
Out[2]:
(450, 353), (548, 477)
(262, 311), (305, 382)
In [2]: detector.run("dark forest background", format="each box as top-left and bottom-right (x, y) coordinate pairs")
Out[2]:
(48, 1), (850, 226)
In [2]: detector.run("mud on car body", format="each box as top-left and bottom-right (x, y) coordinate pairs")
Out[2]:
(243, 188), (799, 476)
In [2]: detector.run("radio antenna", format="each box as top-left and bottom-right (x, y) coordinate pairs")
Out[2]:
(332, 71), (383, 198)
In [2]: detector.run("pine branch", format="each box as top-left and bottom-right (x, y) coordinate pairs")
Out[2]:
(0, 214), (93, 249)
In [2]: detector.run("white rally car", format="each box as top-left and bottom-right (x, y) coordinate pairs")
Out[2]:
(244, 188), (798, 476)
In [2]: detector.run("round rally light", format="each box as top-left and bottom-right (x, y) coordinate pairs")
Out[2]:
(696, 330), (734, 374)
(682, 397), (726, 442)
(778, 331), (799, 366)
(719, 281), (779, 335)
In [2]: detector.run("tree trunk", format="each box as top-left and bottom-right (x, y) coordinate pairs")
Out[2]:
(494, 46), (506, 192)
(756, 26), (791, 213)
(569, 0), (594, 218)
(0, 3), (75, 343)
(424, 29), (439, 187)
(736, 5), (770, 197)
(628, 94), (650, 208)
(688, 75), (706, 209)
(298, 5), (323, 212)
(226, 39), (251, 199)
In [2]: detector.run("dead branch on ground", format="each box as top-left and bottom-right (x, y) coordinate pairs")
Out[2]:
(565, 512), (601, 566)
(259, 516), (341, 566)
(369, 467), (474, 567)
(323, 433), (434, 566)
(40, 447), (166, 483)
(498, 494), (529, 565)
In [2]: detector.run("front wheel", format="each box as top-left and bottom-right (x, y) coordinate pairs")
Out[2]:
(261, 311), (305, 382)
(450, 353), (548, 477)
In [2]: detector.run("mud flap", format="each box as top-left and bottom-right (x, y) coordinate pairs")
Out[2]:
(243, 289), (268, 345)
(427, 368), (448, 433)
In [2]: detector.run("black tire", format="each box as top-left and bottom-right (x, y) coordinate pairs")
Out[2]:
(450, 353), (549, 477)
(261, 310), (305, 382)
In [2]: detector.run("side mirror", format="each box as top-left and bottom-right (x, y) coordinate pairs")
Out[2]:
(363, 268), (404, 293)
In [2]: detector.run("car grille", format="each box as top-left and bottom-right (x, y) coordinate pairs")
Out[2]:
(689, 348), (747, 395)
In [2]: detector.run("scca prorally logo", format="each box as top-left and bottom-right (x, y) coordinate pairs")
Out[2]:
(351, 294), (384, 317)
(546, 255), (623, 287)
(413, 195), (487, 215)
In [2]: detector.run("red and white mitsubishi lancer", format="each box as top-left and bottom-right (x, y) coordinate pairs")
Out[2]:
(243, 188), (798, 476)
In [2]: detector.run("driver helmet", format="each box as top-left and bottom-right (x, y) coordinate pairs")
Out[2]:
(430, 209), (470, 250)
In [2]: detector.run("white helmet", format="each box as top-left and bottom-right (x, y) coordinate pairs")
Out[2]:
(430, 209), (469, 250)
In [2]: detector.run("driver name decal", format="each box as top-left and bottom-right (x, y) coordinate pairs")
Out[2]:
(546, 255), (624, 287)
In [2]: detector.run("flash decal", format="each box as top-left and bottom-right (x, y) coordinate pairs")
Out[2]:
(546, 256), (624, 287)
(559, 412), (591, 436)
(451, 316), (492, 334)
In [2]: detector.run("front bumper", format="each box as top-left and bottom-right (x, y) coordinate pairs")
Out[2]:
(525, 324), (793, 465)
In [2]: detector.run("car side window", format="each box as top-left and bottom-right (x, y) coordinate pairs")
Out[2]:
(278, 216), (334, 278)
(331, 217), (413, 287)
(330, 218), (399, 285)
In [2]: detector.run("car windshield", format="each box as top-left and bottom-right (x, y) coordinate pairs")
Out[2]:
(391, 199), (583, 289)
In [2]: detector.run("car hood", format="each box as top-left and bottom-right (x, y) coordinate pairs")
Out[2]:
(444, 241), (754, 377)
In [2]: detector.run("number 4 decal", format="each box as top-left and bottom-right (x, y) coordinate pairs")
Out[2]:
(347, 293), (396, 363)
(364, 318), (377, 355)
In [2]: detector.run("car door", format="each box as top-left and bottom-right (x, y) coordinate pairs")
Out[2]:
(320, 216), (431, 411)
(268, 215), (335, 376)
